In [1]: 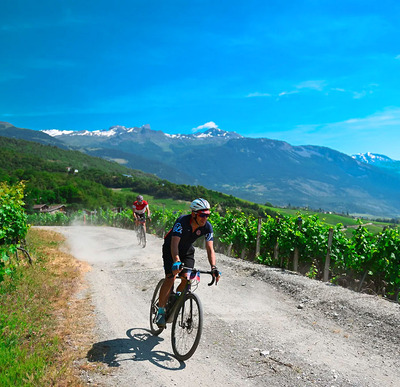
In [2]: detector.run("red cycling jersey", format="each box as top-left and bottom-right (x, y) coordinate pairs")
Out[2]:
(133, 200), (148, 214)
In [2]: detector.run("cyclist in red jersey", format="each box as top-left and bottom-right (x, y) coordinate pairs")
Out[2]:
(132, 195), (151, 232)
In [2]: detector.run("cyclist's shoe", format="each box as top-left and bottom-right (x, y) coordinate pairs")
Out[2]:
(156, 308), (166, 328)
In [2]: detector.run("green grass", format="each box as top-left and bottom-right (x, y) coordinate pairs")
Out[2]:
(0, 229), (85, 386)
(119, 188), (191, 212)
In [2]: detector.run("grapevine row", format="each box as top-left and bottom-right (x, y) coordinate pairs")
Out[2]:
(0, 182), (30, 282)
(27, 207), (400, 301)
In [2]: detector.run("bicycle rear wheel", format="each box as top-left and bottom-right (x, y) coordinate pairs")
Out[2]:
(149, 279), (165, 335)
(141, 225), (146, 247)
(171, 293), (203, 361)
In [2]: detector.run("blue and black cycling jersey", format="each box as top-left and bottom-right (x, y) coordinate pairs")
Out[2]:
(164, 214), (213, 256)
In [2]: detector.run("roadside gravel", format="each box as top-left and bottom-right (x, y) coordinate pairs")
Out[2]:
(39, 226), (400, 387)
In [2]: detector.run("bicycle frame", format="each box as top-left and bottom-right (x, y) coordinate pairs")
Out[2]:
(165, 268), (214, 322)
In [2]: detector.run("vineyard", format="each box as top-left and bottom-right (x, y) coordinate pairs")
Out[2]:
(0, 182), (29, 282)
(1, 180), (399, 300)
(26, 205), (400, 302)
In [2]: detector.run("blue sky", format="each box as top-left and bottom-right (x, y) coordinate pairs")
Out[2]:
(2, 1), (400, 158)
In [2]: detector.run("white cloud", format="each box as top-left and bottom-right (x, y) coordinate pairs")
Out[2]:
(296, 80), (326, 91)
(396, 55), (400, 60)
(277, 90), (299, 98)
(338, 107), (400, 129)
(246, 92), (271, 98)
(192, 122), (218, 132)
(275, 80), (326, 100)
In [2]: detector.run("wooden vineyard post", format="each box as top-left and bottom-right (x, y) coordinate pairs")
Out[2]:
(274, 218), (281, 268)
(293, 217), (302, 272)
(293, 248), (299, 272)
(255, 217), (262, 258)
(323, 228), (334, 282)
(275, 242), (280, 267)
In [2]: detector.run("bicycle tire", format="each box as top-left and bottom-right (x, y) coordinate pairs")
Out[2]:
(171, 293), (203, 361)
(149, 279), (165, 335)
(137, 224), (146, 248)
(141, 225), (146, 248)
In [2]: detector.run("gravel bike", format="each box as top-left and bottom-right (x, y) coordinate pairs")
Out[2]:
(149, 268), (217, 361)
(136, 220), (146, 248)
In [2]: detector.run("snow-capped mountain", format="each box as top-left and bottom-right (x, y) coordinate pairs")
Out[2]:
(352, 152), (395, 165)
(352, 152), (400, 175)
(42, 124), (151, 138)
(42, 124), (242, 141)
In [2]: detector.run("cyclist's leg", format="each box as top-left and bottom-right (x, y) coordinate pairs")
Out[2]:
(156, 249), (176, 327)
(158, 245), (176, 308)
(158, 275), (175, 306)
(176, 249), (195, 294)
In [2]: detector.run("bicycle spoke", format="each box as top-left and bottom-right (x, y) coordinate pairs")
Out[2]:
(171, 293), (203, 360)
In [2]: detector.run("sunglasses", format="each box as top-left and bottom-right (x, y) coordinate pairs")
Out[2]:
(197, 213), (210, 218)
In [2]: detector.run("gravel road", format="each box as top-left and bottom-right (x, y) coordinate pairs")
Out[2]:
(43, 226), (400, 386)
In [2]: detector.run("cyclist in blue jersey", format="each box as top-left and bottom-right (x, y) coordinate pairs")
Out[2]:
(156, 198), (220, 327)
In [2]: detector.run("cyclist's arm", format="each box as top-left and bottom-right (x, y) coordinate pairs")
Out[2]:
(171, 236), (182, 274)
(146, 205), (151, 218)
(205, 239), (216, 267)
(171, 236), (181, 263)
(206, 240), (220, 282)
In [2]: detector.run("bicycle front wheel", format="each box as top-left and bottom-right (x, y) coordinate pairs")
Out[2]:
(171, 293), (203, 361)
(149, 279), (165, 335)
(137, 225), (146, 248)
(141, 225), (146, 247)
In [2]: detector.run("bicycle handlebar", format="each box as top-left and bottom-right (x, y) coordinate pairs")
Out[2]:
(181, 267), (218, 286)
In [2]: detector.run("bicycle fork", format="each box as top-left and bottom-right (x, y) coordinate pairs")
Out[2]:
(179, 297), (194, 332)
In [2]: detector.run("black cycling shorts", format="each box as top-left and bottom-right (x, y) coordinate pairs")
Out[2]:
(135, 213), (146, 222)
(162, 243), (195, 275)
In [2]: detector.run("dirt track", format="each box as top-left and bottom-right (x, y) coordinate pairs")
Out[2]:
(41, 226), (400, 386)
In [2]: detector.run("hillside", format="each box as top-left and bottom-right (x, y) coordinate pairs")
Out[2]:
(0, 135), (151, 176)
(0, 136), (270, 216)
(0, 121), (67, 148)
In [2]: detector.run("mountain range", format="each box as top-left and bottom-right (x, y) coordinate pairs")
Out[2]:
(2, 121), (400, 218)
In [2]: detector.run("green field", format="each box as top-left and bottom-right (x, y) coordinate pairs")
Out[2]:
(115, 188), (191, 212)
